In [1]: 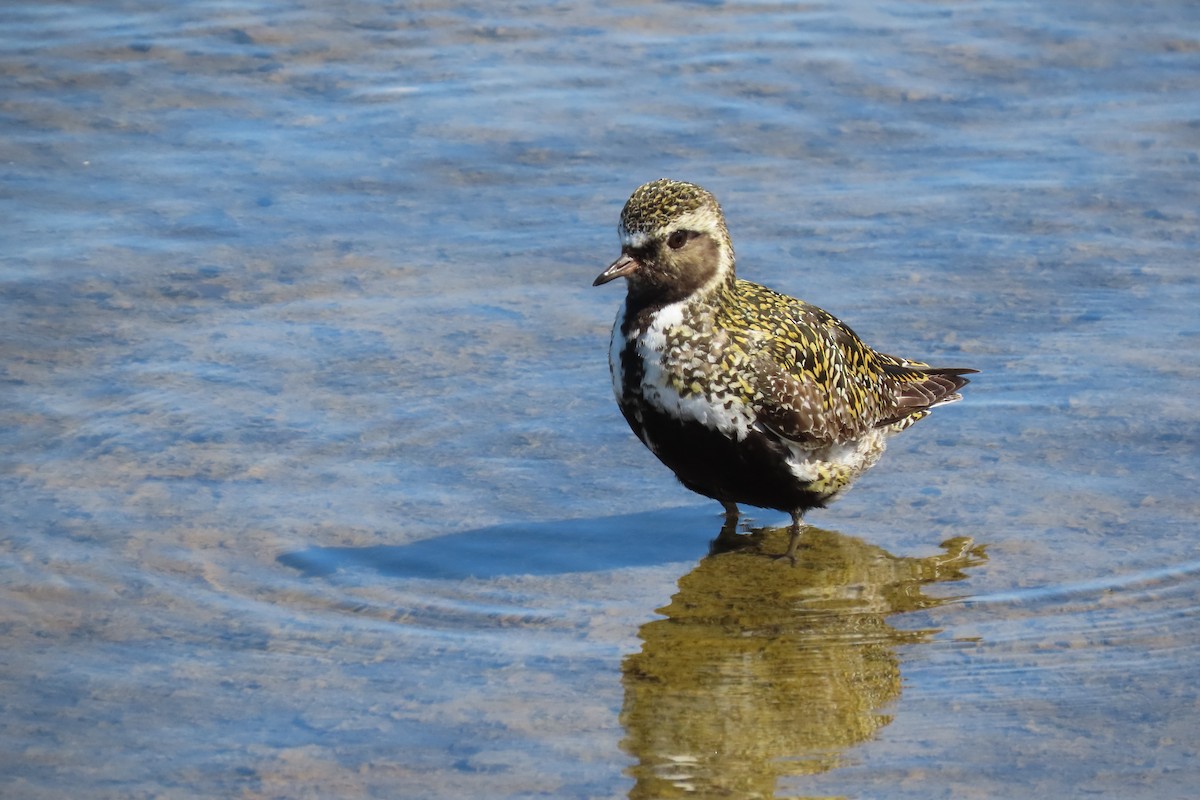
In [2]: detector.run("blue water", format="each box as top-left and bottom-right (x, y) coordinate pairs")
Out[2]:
(3, 1), (1199, 797)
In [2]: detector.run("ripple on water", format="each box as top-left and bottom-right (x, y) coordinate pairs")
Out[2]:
(5, 0), (1200, 797)
(910, 557), (1200, 701)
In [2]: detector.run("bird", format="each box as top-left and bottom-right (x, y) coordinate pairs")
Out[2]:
(593, 178), (975, 562)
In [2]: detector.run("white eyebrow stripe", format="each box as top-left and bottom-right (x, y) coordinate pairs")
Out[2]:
(672, 206), (723, 234)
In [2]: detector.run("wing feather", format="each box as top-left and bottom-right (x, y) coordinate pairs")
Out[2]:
(721, 280), (975, 444)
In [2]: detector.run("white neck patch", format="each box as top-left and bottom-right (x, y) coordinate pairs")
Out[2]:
(616, 301), (755, 441)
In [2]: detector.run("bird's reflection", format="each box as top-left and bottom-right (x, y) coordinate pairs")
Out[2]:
(621, 523), (986, 799)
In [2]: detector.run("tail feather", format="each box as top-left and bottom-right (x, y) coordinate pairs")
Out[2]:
(878, 363), (977, 427)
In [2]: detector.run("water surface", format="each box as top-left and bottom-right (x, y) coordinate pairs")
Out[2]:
(3, 1), (1199, 798)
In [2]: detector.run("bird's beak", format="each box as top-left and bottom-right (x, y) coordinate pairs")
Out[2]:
(593, 253), (639, 286)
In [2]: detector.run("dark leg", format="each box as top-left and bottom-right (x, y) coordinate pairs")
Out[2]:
(775, 511), (805, 565)
(710, 503), (739, 546)
(710, 501), (743, 554)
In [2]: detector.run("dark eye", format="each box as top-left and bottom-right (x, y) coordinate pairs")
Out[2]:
(667, 230), (689, 250)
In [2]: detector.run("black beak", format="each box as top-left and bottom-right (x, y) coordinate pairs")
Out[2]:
(593, 253), (639, 286)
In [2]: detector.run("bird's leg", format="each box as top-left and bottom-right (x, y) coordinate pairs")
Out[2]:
(711, 501), (742, 553)
(775, 511), (806, 566)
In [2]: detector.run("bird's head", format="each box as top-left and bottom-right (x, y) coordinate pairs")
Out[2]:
(593, 179), (736, 305)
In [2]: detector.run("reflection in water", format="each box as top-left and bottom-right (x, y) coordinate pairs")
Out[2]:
(621, 525), (985, 799)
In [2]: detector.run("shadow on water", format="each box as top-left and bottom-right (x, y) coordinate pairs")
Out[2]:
(621, 524), (987, 800)
(279, 508), (987, 798)
(277, 506), (723, 579)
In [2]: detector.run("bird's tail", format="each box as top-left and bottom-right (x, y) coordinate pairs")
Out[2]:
(877, 360), (977, 427)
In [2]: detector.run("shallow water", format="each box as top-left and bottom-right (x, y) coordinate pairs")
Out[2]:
(3, 1), (1199, 798)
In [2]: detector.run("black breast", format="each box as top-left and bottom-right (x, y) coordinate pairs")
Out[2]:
(619, 398), (829, 515)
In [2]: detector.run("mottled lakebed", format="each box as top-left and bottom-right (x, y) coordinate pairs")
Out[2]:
(3, 1), (1199, 798)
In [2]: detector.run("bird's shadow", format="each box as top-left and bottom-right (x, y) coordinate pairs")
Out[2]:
(278, 506), (731, 580)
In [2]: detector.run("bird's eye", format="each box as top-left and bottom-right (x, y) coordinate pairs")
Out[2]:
(667, 230), (689, 250)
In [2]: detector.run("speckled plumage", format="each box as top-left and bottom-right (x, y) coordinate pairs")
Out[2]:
(594, 179), (975, 561)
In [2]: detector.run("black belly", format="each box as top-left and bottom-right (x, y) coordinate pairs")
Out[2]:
(621, 401), (827, 514)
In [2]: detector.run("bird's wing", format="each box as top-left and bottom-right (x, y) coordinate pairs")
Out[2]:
(735, 292), (891, 444)
(730, 285), (975, 444)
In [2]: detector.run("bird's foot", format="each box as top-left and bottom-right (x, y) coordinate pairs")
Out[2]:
(710, 502), (749, 555)
(772, 516), (806, 566)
